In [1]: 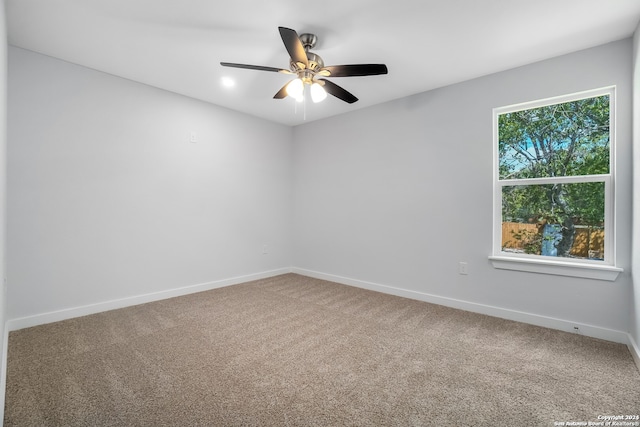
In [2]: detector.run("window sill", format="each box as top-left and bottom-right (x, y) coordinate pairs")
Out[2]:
(488, 255), (623, 281)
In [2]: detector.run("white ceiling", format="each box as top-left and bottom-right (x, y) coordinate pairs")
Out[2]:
(6, 0), (640, 126)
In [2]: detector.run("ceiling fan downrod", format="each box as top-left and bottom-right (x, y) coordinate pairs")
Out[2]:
(298, 33), (317, 51)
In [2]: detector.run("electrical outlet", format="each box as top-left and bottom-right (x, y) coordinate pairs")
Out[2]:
(458, 262), (468, 275)
(262, 245), (268, 255)
(190, 131), (197, 143)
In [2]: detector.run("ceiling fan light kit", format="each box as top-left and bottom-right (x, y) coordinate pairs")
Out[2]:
(221, 27), (388, 105)
(310, 82), (327, 103)
(285, 78), (304, 101)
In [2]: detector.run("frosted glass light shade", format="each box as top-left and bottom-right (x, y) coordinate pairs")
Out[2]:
(310, 82), (327, 103)
(286, 78), (304, 100)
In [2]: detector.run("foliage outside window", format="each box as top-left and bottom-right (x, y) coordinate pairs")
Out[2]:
(493, 87), (615, 267)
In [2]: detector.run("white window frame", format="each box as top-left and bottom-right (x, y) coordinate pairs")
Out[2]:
(489, 86), (622, 281)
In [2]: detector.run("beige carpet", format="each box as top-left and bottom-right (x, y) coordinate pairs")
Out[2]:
(4, 273), (640, 426)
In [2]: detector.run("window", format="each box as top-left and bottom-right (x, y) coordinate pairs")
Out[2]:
(490, 87), (622, 281)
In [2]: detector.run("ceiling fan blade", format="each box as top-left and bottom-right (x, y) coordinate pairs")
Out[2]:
(220, 62), (292, 74)
(320, 64), (388, 77)
(319, 79), (358, 104)
(273, 82), (290, 99)
(278, 27), (308, 69)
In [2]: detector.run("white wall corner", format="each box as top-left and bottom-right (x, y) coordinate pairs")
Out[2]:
(632, 16), (640, 375)
(0, 322), (8, 422)
(628, 333), (640, 373)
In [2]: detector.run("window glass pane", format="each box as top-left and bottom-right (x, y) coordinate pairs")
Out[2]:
(498, 95), (610, 180)
(501, 182), (605, 260)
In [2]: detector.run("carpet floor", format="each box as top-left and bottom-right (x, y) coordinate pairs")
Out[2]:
(4, 273), (640, 426)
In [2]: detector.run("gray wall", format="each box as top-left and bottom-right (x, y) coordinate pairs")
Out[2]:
(7, 47), (293, 321)
(6, 38), (637, 347)
(0, 0), (7, 420)
(292, 39), (634, 340)
(632, 24), (640, 359)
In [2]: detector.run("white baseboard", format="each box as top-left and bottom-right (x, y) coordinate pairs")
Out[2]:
(7, 268), (292, 332)
(292, 267), (630, 345)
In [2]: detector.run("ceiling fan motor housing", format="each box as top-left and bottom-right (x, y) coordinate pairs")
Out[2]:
(291, 52), (324, 77)
(290, 33), (324, 80)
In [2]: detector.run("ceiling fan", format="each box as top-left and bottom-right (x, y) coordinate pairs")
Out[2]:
(220, 27), (388, 104)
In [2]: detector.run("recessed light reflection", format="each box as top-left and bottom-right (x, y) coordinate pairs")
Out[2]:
(221, 77), (235, 88)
